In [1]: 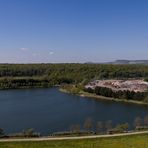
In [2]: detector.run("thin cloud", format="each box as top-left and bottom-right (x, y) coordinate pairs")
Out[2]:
(20, 48), (29, 51)
(32, 53), (39, 57)
(49, 51), (54, 55)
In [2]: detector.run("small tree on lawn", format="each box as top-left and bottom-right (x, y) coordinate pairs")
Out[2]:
(96, 121), (103, 134)
(0, 128), (4, 137)
(83, 118), (93, 132)
(70, 124), (81, 132)
(144, 115), (148, 126)
(105, 120), (112, 132)
(134, 117), (142, 128)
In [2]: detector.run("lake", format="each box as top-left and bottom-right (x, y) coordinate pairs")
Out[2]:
(0, 87), (148, 135)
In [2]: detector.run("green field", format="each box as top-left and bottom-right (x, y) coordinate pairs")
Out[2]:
(0, 134), (148, 148)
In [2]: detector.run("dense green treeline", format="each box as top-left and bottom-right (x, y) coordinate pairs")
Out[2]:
(0, 64), (147, 89)
(0, 64), (147, 78)
(85, 87), (148, 102)
(0, 77), (51, 89)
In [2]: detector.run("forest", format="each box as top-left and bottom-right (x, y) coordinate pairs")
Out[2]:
(84, 86), (148, 102)
(0, 63), (147, 89)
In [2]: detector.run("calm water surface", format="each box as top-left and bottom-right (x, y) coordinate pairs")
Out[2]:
(0, 87), (148, 135)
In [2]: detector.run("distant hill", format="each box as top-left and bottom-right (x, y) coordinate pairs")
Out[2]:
(110, 60), (148, 65)
(85, 60), (148, 65)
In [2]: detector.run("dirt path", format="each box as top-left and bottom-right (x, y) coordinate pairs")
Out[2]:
(0, 131), (148, 142)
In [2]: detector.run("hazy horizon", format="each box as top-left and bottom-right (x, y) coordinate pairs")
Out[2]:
(0, 0), (148, 63)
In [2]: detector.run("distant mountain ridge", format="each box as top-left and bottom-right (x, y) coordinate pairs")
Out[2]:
(110, 60), (148, 65)
(85, 60), (148, 65)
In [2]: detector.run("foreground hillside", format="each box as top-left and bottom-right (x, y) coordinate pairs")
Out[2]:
(0, 134), (148, 148)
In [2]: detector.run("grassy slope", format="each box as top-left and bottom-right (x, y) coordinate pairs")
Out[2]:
(0, 134), (148, 148)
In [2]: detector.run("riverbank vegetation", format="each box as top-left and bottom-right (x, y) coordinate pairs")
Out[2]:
(1, 115), (148, 138)
(60, 83), (148, 105)
(84, 86), (148, 102)
(0, 133), (148, 148)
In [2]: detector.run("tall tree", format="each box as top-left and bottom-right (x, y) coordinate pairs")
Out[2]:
(83, 118), (93, 132)
(134, 117), (142, 128)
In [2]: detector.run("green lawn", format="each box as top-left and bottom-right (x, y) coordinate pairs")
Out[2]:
(0, 134), (148, 148)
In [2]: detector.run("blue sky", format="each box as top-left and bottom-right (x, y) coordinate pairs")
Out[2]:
(0, 0), (147, 63)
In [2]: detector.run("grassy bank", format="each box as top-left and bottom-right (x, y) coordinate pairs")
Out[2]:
(80, 91), (148, 106)
(60, 88), (148, 106)
(0, 133), (148, 148)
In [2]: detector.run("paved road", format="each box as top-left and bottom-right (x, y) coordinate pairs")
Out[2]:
(0, 131), (148, 142)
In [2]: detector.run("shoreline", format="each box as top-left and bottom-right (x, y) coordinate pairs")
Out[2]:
(0, 130), (148, 142)
(0, 85), (61, 91)
(59, 88), (148, 106)
(0, 86), (147, 106)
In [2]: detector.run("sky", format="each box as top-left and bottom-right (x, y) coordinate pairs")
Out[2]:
(0, 0), (148, 63)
